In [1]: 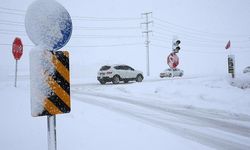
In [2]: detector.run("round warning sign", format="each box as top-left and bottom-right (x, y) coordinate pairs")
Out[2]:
(167, 52), (179, 68)
(25, 0), (72, 51)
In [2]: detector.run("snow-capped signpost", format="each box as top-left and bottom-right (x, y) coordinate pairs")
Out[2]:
(25, 0), (72, 150)
(12, 37), (23, 87)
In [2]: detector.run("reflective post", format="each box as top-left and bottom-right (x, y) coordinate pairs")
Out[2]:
(47, 115), (57, 150)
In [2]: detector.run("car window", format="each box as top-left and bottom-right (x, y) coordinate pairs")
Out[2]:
(100, 66), (111, 71)
(114, 66), (121, 70)
(124, 65), (133, 71)
(120, 65), (127, 70)
(128, 66), (134, 71)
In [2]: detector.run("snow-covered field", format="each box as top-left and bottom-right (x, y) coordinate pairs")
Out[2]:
(1, 0), (250, 150)
(1, 74), (250, 150)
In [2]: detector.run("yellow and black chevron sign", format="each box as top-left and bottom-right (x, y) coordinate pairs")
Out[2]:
(40, 51), (71, 116)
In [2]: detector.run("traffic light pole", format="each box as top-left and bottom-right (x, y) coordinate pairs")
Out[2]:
(142, 12), (153, 76)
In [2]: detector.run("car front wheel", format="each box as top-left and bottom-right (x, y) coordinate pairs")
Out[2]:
(99, 80), (106, 85)
(112, 75), (120, 84)
(136, 75), (143, 82)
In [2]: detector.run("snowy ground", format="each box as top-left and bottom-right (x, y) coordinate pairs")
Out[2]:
(1, 74), (250, 150)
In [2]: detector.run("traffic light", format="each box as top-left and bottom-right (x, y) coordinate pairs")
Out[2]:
(172, 39), (181, 53)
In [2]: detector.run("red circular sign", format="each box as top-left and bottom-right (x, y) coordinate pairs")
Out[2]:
(167, 52), (179, 68)
(12, 37), (23, 60)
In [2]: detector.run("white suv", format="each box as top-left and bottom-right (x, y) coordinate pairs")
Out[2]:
(97, 64), (144, 84)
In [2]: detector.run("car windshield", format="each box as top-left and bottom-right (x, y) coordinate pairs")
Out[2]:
(100, 65), (111, 71)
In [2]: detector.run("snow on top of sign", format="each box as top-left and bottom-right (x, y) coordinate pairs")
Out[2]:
(30, 48), (54, 116)
(25, 0), (71, 50)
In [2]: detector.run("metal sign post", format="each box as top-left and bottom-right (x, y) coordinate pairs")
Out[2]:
(14, 60), (18, 87)
(12, 37), (23, 87)
(47, 115), (57, 150)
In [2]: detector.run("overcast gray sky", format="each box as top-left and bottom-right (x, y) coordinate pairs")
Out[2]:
(1, 0), (250, 79)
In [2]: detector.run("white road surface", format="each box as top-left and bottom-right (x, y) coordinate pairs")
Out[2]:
(71, 77), (250, 150)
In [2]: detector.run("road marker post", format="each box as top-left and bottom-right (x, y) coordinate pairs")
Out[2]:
(25, 0), (72, 149)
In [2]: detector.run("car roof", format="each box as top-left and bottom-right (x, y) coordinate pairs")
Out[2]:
(109, 64), (131, 67)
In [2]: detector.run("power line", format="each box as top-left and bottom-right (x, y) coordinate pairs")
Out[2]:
(0, 32), (143, 40)
(0, 20), (24, 24)
(0, 43), (33, 46)
(0, 6), (142, 21)
(152, 44), (250, 54)
(153, 25), (250, 43)
(72, 35), (142, 39)
(1, 5), (248, 38)
(65, 43), (142, 48)
(0, 29), (25, 33)
(152, 43), (250, 51)
(74, 26), (141, 30)
(0, 10), (25, 16)
(0, 31), (27, 37)
(152, 16), (250, 37)
(0, 7), (142, 22)
(0, 43), (143, 48)
(72, 16), (142, 21)
(0, 6), (25, 12)
(153, 31), (249, 44)
(0, 22), (24, 26)
(0, 31), (143, 40)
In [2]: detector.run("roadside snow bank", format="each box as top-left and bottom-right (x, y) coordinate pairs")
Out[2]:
(75, 76), (250, 115)
(230, 74), (250, 89)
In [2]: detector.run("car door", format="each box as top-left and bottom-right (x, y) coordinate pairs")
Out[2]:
(121, 65), (131, 79)
(114, 65), (123, 78)
(127, 66), (137, 78)
(118, 65), (128, 79)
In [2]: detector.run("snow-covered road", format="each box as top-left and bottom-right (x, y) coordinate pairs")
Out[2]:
(71, 77), (250, 150)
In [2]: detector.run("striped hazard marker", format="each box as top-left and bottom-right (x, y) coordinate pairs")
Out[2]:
(30, 50), (71, 117)
(41, 51), (71, 116)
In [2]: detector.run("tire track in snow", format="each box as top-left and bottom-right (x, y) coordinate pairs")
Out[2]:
(72, 93), (250, 150)
(73, 90), (250, 137)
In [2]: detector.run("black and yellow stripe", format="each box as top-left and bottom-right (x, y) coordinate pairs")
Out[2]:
(39, 51), (71, 116)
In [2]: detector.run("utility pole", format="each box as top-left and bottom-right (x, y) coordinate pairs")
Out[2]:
(142, 12), (153, 76)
